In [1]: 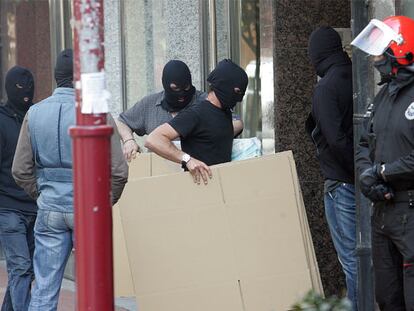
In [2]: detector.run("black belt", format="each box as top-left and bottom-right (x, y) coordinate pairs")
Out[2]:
(393, 190), (414, 207)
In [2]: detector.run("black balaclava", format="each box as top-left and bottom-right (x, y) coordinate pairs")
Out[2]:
(373, 49), (414, 94)
(374, 53), (394, 85)
(308, 26), (350, 77)
(55, 49), (73, 88)
(5, 66), (35, 117)
(161, 60), (195, 112)
(206, 59), (248, 110)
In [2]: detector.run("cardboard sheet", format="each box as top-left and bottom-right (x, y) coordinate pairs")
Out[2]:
(117, 151), (322, 309)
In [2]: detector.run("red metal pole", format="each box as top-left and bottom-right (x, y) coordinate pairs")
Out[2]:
(70, 0), (114, 310)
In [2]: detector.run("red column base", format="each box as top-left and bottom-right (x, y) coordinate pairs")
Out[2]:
(70, 125), (114, 311)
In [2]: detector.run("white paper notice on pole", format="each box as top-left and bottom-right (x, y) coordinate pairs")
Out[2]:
(80, 72), (111, 114)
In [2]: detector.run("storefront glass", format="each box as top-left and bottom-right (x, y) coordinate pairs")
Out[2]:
(0, 0), (53, 103)
(122, 0), (202, 109)
(215, 0), (273, 150)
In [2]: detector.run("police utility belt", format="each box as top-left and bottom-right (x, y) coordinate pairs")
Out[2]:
(393, 190), (414, 207)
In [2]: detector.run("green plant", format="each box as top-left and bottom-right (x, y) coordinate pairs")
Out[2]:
(291, 290), (352, 311)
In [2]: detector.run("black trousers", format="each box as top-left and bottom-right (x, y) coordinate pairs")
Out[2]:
(372, 200), (414, 311)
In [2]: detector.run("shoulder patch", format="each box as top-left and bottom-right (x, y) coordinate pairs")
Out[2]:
(405, 102), (414, 120)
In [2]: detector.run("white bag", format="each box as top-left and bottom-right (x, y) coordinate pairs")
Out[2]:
(231, 137), (262, 161)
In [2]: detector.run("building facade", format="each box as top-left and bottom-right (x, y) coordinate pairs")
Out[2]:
(2, 0), (414, 297)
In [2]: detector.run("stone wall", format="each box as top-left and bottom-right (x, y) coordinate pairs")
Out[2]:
(273, 0), (351, 296)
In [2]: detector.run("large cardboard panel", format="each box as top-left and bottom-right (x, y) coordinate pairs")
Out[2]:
(287, 154), (323, 294)
(122, 204), (237, 294)
(121, 168), (223, 218)
(240, 271), (312, 311)
(120, 152), (320, 309)
(138, 282), (244, 311)
(218, 152), (295, 204)
(151, 153), (182, 175)
(112, 155), (152, 297)
(113, 153), (183, 297)
(113, 204), (135, 297)
(127, 153), (152, 180)
(225, 200), (308, 279)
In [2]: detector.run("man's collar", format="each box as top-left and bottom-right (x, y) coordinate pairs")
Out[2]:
(155, 91), (165, 106)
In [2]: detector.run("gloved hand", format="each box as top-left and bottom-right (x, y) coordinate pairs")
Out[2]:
(362, 183), (394, 202)
(359, 165), (393, 202)
(359, 164), (382, 189)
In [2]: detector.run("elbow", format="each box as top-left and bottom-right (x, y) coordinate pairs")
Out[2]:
(233, 120), (244, 137)
(144, 133), (155, 151)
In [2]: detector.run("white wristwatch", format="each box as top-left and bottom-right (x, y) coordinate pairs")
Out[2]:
(181, 153), (191, 168)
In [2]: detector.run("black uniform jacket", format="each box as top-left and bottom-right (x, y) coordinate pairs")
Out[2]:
(356, 78), (414, 191)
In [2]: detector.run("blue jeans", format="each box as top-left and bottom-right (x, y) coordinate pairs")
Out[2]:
(28, 210), (74, 311)
(0, 211), (36, 311)
(324, 182), (358, 311)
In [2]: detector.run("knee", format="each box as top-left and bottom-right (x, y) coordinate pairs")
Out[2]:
(11, 258), (33, 277)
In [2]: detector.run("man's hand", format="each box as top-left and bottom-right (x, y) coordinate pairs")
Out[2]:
(123, 139), (140, 162)
(360, 164), (382, 186)
(363, 183), (394, 202)
(186, 158), (212, 185)
(360, 165), (393, 202)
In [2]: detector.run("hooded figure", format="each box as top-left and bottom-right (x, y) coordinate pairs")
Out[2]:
(308, 26), (351, 77)
(55, 48), (73, 88)
(161, 60), (195, 112)
(307, 26), (358, 311)
(207, 59), (248, 110)
(0, 65), (37, 311)
(5, 66), (35, 119)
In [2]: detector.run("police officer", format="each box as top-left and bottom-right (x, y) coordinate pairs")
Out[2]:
(352, 16), (414, 310)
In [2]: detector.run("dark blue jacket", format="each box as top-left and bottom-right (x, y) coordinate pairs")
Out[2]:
(0, 103), (37, 214)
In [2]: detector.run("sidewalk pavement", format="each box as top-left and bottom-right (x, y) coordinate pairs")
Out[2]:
(0, 260), (137, 310)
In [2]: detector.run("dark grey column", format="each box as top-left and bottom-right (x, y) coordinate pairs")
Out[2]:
(273, 0), (350, 296)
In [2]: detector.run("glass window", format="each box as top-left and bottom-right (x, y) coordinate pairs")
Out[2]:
(122, 0), (202, 109)
(0, 0), (53, 103)
(215, 0), (262, 139)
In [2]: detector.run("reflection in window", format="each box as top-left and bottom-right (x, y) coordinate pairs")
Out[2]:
(0, 3), (17, 103)
(236, 0), (261, 139)
(122, 0), (201, 109)
(0, 0), (52, 103)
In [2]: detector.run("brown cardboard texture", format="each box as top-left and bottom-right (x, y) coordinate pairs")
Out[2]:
(120, 151), (321, 310)
(113, 152), (183, 297)
(113, 204), (135, 297)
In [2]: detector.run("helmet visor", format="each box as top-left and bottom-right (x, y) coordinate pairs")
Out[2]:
(351, 19), (403, 56)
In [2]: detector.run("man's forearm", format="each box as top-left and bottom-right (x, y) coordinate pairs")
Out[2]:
(145, 132), (183, 163)
(115, 119), (134, 142)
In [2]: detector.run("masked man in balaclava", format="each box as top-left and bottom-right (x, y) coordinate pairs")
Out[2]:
(12, 49), (128, 311)
(145, 59), (248, 184)
(307, 26), (358, 310)
(117, 59), (244, 162)
(0, 66), (37, 311)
